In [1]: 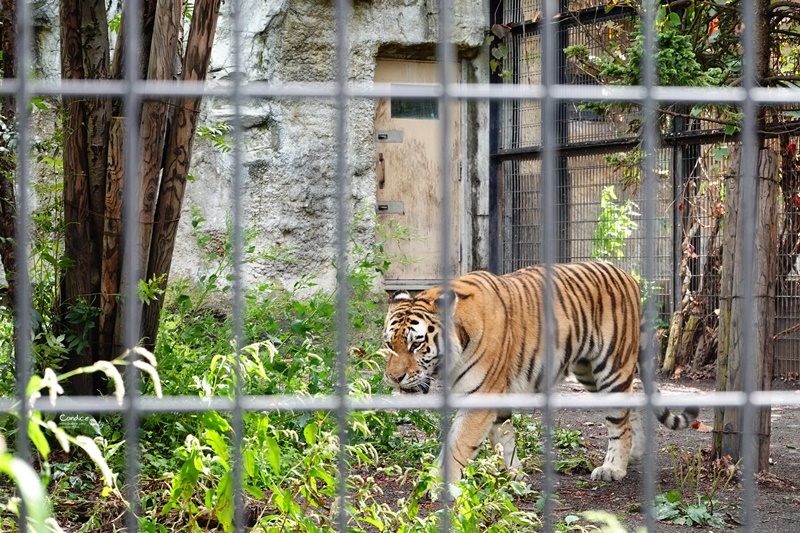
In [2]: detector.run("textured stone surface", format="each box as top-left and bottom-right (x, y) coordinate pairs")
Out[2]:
(16, 0), (490, 294)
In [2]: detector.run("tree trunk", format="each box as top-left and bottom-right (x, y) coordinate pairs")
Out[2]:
(58, 0), (160, 387)
(715, 147), (778, 472)
(50, 0), (219, 382)
(80, 0), (111, 303)
(0, 0), (18, 304)
(136, 0), (182, 283)
(100, 0), (157, 359)
(662, 311), (683, 374)
(713, 0), (774, 472)
(141, 0), (225, 348)
(98, 118), (125, 359)
(111, 0), (158, 83)
(60, 0), (95, 394)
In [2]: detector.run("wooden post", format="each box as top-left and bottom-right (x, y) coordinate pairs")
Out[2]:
(662, 310), (683, 374)
(715, 147), (778, 472)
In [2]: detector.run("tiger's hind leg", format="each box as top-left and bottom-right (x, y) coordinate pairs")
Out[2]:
(591, 408), (633, 481)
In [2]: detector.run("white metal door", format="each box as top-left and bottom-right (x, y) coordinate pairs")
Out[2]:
(374, 59), (461, 290)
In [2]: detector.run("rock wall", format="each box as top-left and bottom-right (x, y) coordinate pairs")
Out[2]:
(17, 0), (490, 295)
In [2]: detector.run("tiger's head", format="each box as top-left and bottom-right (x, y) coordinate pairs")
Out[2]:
(381, 289), (458, 394)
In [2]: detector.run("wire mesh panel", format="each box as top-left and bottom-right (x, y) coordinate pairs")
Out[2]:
(563, 13), (638, 144)
(490, 0), (800, 527)
(497, 37), (543, 150)
(501, 149), (674, 321)
(3, 0), (800, 531)
(502, 158), (542, 271)
(774, 134), (800, 375)
(500, 0), (542, 25)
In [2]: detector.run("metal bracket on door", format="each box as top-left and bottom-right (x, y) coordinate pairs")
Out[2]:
(376, 130), (403, 143)
(376, 201), (404, 215)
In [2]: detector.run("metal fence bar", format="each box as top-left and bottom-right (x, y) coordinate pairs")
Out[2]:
(13, 388), (799, 414)
(5, 79), (800, 105)
(229, 0), (246, 529)
(122, 0), (144, 529)
(13, 0), (34, 530)
(639, 0), (659, 528)
(438, 2), (456, 530)
(4, 1), (800, 531)
(739, 0), (759, 528)
(540, 0), (559, 530)
(334, 0), (352, 531)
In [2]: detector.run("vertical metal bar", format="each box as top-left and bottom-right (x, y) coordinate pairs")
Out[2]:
(639, 0), (658, 529)
(488, 0), (503, 274)
(556, 9), (570, 263)
(334, 0), (351, 531)
(229, 0), (246, 530)
(739, 0), (759, 528)
(672, 142), (685, 316)
(14, 0), (33, 529)
(438, 0), (455, 530)
(123, 0), (143, 530)
(540, 0), (558, 530)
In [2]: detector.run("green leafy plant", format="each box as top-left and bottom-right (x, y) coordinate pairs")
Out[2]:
(108, 13), (121, 33)
(141, 212), (413, 531)
(603, 150), (644, 189)
(0, 347), (162, 532)
(197, 123), (233, 153)
(654, 447), (739, 528)
(393, 448), (540, 533)
(486, 23), (513, 80)
(654, 489), (725, 528)
(564, 5), (728, 132)
(513, 417), (597, 476)
(592, 185), (639, 261)
(0, 436), (59, 533)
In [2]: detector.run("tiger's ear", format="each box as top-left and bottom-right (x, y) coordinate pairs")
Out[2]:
(434, 289), (458, 316)
(390, 290), (412, 304)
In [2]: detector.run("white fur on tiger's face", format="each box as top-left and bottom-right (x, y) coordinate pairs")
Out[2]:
(381, 261), (699, 484)
(381, 290), (449, 394)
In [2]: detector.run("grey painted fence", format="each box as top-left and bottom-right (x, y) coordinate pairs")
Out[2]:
(5, 0), (800, 531)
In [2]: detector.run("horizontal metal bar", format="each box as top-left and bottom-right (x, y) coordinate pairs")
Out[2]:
(503, 4), (636, 32)
(8, 390), (800, 415)
(492, 136), (639, 160)
(4, 79), (800, 105)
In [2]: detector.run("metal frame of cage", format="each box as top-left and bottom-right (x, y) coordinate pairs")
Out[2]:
(4, 0), (800, 531)
(490, 1), (800, 374)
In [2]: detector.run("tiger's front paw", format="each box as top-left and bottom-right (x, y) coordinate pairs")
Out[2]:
(590, 465), (627, 481)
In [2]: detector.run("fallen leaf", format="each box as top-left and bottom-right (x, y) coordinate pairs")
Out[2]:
(691, 419), (713, 432)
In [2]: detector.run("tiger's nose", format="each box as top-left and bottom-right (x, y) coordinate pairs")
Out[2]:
(387, 373), (405, 384)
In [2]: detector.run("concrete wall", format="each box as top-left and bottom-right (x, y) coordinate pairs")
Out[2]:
(18, 0), (491, 295)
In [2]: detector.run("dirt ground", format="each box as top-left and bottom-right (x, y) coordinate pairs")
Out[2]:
(381, 377), (800, 531)
(533, 378), (800, 531)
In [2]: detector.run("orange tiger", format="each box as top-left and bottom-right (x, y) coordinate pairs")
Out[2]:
(381, 261), (698, 482)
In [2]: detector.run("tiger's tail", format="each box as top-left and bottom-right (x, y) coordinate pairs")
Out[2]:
(654, 405), (699, 430)
(638, 342), (699, 430)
